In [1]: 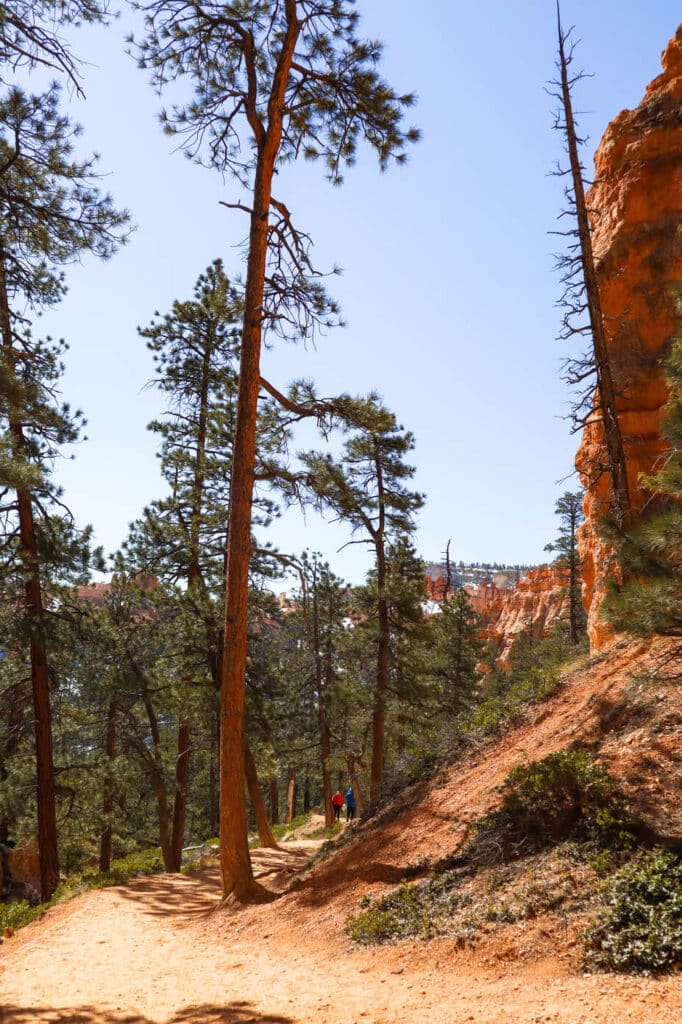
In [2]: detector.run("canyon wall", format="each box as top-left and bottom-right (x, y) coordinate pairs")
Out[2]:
(478, 564), (570, 661)
(576, 27), (682, 650)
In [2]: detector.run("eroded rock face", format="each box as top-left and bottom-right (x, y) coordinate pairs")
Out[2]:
(478, 564), (571, 662)
(6, 841), (40, 893)
(576, 26), (682, 650)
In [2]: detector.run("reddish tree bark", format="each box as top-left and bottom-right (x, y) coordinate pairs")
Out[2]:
(269, 777), (279, 825)
(244, 741), (278, 849)
(99, 699), (117, 873)
(219, 3), (301, 902)
(0, 252), (59, 902)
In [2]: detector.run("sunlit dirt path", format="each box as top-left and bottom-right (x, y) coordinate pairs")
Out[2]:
(2, 840), (681, 1024)
(0, 845), (320, 1024)
(2, 743), (682, 1024)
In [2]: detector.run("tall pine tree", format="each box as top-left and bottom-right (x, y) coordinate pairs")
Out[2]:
(0, 83), (128, 899)
(302, 397), (423, 803)
(135, 0), (418, 901)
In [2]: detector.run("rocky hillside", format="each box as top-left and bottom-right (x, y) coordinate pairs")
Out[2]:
(282, 636), (681, 970)
(577, 27), (682, 650)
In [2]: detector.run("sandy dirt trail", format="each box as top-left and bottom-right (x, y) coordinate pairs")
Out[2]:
(1, 837), (681, 1024)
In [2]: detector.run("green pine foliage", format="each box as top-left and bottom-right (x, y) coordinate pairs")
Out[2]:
(544, 490), (587, 644)
(430, 588), (484, 717)
(468, 620), (586, 739)
(0, 61), (128, 882)
(120, 259), (243, 589)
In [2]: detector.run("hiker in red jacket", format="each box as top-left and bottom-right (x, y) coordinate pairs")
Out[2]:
(331, 790), (344, 821)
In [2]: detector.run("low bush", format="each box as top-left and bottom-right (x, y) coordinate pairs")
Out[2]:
(346, 872), (469, 944)
(584, 848), (682, 973)
(463, 622), (589, 740)
(0, 899), (45, 936)
(464, 749), (642, 865)
(271, 813), (312, 841)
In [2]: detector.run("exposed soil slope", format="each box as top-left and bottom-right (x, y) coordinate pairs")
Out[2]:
(1, 638), (681, 1024)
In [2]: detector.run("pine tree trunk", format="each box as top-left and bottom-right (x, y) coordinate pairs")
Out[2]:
(397, 711), (406, 758)
(285, 768), (296, 825)
(244, 740), (278, 849)
(370, 539), (389, 805)
(99, 699), (117, 873)
(313, 580), (334, 827)
(170, 721), (191, 871)
(269, 777), (279, 825)
(558, 13), (631, 524)
(170, 332), (212, 872)
(347, 756), (365, 816)
(318, 705), (333, 827)
(219, 7), (300, 902)
(0, 251), (59, 902)
(142, 691), (174, 871)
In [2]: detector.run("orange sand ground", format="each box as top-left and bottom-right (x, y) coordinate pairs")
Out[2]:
(0, 836), (680, 1023)
(2, 638), (681, 1023)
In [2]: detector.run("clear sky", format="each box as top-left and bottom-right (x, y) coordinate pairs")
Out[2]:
(37, 1), (681, 587)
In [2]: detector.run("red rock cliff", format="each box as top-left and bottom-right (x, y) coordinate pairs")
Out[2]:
(576, 26), (682, 650)
(478, 564), (571, 661)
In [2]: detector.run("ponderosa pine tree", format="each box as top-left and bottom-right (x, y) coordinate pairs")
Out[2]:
(276, 552), (348, 826)
(430, 587), (483, 719)
(135, 0), (418, 900)
(0, 1), (108, 90)
(302, 397), (423, 804)
(544, 490), (586, 645)
(353, 536), (430, 778)
(551, 5), (631, 525)
(120, 281), (225, 867)
(121, 262), (242, 870)
(119, 262), (286, 864)
(0, 513), (115, 875)
(0, 84), (127, 898)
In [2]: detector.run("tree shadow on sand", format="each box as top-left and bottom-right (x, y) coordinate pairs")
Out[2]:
(0, 1000), (295, 1023)
(112, 870), (222, 920)
(112, 847), (316, 920)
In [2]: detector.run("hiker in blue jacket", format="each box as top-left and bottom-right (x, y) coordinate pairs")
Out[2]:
(345, 785), (357, 821)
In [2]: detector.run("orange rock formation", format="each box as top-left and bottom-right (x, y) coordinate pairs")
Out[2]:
(481, 564), (570, 661)
(576, 27), (682, 650)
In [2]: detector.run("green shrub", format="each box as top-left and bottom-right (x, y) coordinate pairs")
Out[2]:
(584, 849), (682, 973)
(0, 899), (44, 935)
(465, 750), (641, 865)
(271, 812), (312, 841)
(346, 872), (469, 944)
(464, 660), (567, 739)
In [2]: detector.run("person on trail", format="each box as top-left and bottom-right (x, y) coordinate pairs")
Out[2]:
(331, 790), (344, 821)
(345, 785), (357, 822)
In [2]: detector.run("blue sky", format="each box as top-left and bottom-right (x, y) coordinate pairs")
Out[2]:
(37, 1), (682, 587)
